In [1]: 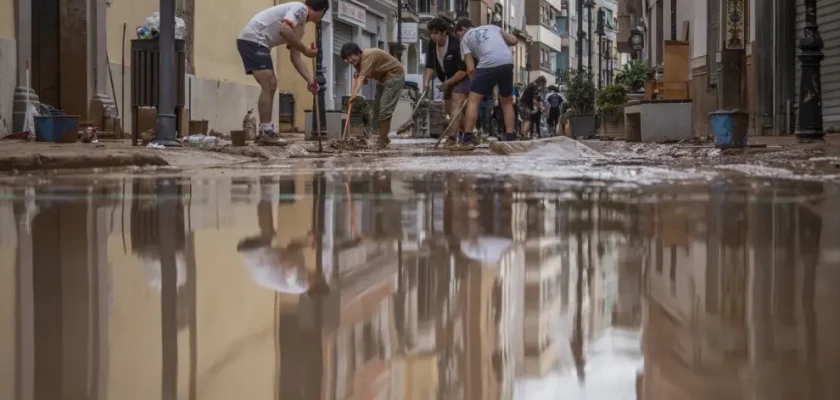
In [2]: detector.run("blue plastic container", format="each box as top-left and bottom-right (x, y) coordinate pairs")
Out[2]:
(709, 110), (749, 149)
(33, 114), (79, 142)
(34, 116), (55, 142)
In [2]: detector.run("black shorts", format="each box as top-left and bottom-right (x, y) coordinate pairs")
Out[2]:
(470, 64), (514, 98)
(548, 108), (561, 125)
(237, 39), (273, 74)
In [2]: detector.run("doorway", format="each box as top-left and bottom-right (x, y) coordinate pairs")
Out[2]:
(31, 0), (61, 108)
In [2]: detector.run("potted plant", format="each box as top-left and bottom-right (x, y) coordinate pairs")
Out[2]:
(559, 69), (597, 138)
(614, 59), (651, 94)
(595, 84), (629, 139)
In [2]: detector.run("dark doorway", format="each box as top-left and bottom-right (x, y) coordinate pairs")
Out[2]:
(32, 0), (61, 107)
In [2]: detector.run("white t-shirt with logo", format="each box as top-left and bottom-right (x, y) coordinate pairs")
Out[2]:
(460, 25), (514, 69)
(238, 2), (308, 49)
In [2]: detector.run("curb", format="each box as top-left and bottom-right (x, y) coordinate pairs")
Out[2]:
(0, 153), (169, 172)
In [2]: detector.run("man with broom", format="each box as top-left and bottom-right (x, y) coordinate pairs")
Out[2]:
(341, 43), (406, 149)
(455, 18), (520, 142)
(237, 0), (329, 145)
(423, 17), (470, 147)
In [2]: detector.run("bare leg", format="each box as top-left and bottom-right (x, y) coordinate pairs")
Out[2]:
(461, 92), (484, 134)
(501, 96), (515, 133)
(252, 70), (277, 125)
(451, 92), (467, 133)
(378, 119), (391, 146)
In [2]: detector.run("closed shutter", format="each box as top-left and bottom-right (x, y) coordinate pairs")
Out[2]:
(795, 0), (840, 130)
(334, 22), (354, 54)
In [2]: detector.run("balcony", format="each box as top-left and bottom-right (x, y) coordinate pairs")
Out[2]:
(401, 0), (421, 22)
(525, 25), (565, 51)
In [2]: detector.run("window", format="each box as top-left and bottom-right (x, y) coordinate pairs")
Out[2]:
(604, 8), (615, 30)
(555, 16), (568, 34)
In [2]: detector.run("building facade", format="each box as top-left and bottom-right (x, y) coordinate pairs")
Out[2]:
(619, 0), (840, 137)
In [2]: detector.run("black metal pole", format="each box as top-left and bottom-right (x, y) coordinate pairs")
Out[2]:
(311, 22), (326, 139)
(576, 0), (584, 72)
(586, 2), (593, 78)
(598, 38), (603, 89)
(155, 0), (179, 146)
(795, 0), (825, 141)
(396, 1), (403, 60)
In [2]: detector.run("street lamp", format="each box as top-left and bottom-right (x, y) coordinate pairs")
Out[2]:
(311, 22), (327, 140)
(795, 0), (825, 141)
(396, 1), (403, 60)
(576, 0), (585, 72)
(584, 0), (595, 79)
(595, 8), (605, 89)
(154, 0), (179, 146)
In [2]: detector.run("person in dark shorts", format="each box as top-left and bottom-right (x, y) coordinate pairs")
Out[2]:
(423, 17), (471, 146)
(341, 43), (406, 148)
(545, 85), (564, 136)
(236, 0), (329, 144)
(455, 18), (520, 142)
(518, 76), (547, 140)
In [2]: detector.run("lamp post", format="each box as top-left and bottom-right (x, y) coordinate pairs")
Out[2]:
(595, 8), (605, 89)
(795, 0), (825, 141)
(396, 1), (403, 60)
(576, 0), (585, 72)
(584, 0), (594, 79)
(311, 23), (326, 140)
(154, 0), (179, 146)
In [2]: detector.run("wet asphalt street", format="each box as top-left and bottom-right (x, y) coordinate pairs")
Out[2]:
(0, 150), (839, 399)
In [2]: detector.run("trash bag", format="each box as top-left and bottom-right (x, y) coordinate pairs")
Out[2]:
(144, 12), (187, 39)
(21, 102), (41, 141)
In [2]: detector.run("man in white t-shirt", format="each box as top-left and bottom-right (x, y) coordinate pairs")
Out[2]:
(237, 0), (329, 144)
(455, 18), (520, 142)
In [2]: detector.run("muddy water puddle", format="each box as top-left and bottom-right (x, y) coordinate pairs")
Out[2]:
(0, 170), (839, 399)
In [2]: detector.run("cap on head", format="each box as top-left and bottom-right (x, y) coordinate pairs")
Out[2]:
(305, 0), (330, 12)
(535, 76), (547, 86)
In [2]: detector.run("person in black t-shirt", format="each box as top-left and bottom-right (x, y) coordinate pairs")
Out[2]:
(518, 76), (546, 139)
(545, 86), (564, 136)
(423, 17), (470, 146)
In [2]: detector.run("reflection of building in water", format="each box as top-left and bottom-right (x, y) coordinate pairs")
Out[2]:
(521, 196), (569, 377)
(638, 187), (840, 400)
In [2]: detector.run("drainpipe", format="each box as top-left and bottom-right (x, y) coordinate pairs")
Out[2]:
(154, 0), (179, 146)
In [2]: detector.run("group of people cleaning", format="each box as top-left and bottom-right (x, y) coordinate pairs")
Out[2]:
(235, 0), (565, 149)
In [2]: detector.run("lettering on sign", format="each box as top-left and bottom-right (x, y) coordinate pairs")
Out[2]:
(338, 0), (366, 28)
(392, 22), (418, 43)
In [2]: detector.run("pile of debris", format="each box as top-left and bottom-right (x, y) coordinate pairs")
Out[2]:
(328, 136), (372, 152)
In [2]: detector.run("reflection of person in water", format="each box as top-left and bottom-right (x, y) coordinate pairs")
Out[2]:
(237, 195), (330, 295)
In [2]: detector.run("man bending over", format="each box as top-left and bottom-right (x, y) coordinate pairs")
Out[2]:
(341, 43), (406, 149)
(237, 0), (329, 144)
(455, 18), (519, 142)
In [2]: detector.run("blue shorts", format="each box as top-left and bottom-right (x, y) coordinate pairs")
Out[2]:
(237, 39), (273, 74)
(470, 64), (514, 98)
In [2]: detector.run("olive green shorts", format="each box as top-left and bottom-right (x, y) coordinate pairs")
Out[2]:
(373, 75), (405, 122)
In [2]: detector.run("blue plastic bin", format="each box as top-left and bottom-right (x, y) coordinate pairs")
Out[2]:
(34, 114), (79, 142)
(709, 110), (748, 149)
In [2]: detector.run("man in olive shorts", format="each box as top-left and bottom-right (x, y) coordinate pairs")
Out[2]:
(341, 43), (405, 148)
(423, 17), (471, 146)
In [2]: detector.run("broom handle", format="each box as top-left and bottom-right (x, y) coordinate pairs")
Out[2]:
(311, 43), (322, 151)
(433, 101), (467, 148)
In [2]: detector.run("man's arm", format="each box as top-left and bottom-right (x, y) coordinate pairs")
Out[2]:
(424, 67), (436, 90)
(464, 54), (475, 79)
(278, 23), (309, 53)
(289, 49), (313, 84)
(501, 31), (519, 46)
(443, 70), (468, 87)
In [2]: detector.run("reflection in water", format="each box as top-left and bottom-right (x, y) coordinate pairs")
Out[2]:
(0, 174), (839, 400)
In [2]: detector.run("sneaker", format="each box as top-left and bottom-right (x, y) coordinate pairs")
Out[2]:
(444, 136), (458, 147)
(257, 128), (287, 146)
(502, 132), (518, 142)
(461, 132), (477, 145)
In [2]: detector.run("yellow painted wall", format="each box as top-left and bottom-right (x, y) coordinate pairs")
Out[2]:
(0, 245), (16, 400)
(105, 222), (286, 398)
(0, 0), (15, 38)
(105, 0), (159, 65)
(194, 0), (276, 85)
(274, 0), (316, 131)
